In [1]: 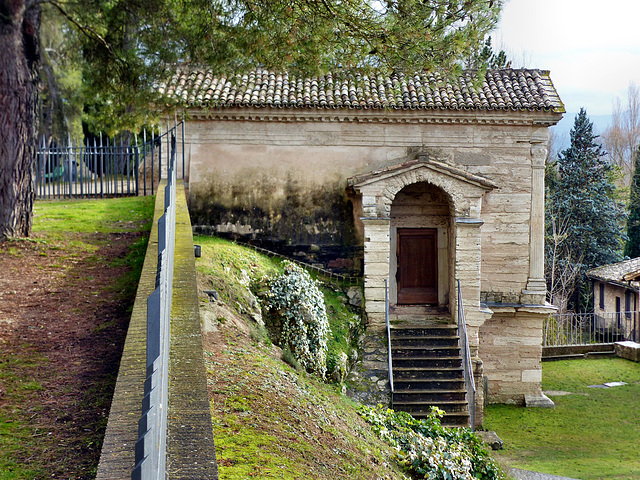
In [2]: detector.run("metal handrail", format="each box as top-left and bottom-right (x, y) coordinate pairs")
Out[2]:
(457, 279), (476, 431)
(384, 279), (394, 404)
(132, 129), (178, 479)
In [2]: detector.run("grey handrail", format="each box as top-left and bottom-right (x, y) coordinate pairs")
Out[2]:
(385, 279), (394, 400)
(132, 131), (178, 479)
(457, 279), (476, 431)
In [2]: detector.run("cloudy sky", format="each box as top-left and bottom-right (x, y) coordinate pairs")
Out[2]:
(494, 0), (640, 117)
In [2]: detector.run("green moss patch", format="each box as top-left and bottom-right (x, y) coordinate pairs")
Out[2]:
(196, 237), (404, 479)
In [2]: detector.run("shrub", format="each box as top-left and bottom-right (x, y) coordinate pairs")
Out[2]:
(359, 405), (503, 480)
(263, 261), (329, 378)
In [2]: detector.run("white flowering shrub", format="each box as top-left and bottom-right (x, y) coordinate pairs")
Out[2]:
(263, 261), (329, 378)
(359, 405), (503, 480)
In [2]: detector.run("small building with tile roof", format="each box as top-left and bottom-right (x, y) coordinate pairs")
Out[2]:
(587, 258), (640, 342)
(165, 67), (564, 425)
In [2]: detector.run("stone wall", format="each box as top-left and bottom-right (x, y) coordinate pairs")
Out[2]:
(181, 107), (561, 406)
(182, 111), (553, 299)
(593, 280), (638, 315)
(478, 308), (551, 404)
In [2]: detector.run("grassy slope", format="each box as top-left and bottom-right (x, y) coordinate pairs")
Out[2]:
(0, 197), (154, 479)
(195, 236), (406, 480)
(484, 358), (640, 480)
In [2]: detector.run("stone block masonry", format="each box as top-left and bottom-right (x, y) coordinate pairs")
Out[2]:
(479, 309), (550, 404)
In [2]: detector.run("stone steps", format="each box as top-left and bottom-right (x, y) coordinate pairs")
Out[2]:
(390, 321), (470, 428)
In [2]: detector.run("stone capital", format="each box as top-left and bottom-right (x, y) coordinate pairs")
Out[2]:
(530, 144), (547, 168)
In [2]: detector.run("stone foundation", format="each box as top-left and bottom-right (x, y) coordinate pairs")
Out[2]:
(346, 333), (391, 406)
(479, 306), (553, 404)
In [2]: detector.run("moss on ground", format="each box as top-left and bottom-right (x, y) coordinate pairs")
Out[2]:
(196, 236), (405, 479)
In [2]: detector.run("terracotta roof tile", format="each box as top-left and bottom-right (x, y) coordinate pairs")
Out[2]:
(162, 67), (564, 113)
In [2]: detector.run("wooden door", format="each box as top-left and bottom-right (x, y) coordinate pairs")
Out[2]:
(397, 228), (438, 304)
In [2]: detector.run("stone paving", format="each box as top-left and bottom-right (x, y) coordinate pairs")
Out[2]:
(509, 467), (580, 480)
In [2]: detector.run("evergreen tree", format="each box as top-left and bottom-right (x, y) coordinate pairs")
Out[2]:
(625, 146), (640, 258)
(546, 108), (627, 311)
(1, 0), (504, 240)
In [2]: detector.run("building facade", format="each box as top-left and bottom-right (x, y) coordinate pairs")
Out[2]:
(164, 68), (564, 422)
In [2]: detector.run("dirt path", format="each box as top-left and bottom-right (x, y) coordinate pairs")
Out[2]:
(0, 231), (143, 479)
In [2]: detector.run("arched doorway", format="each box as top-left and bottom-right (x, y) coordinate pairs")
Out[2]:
(389, 182), (453, 310)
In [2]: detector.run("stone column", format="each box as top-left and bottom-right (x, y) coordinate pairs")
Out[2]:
(362, 217), (391, 330)
(523, 144), (547, 303)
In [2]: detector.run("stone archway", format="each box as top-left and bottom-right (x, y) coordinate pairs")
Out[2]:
(389, 182), (453, 310)
(348, 156), (497, 333)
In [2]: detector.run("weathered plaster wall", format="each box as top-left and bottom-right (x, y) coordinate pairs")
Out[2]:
(184, 112), (549, 298)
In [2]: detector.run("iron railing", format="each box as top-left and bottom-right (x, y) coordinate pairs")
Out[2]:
(35, 123), (185, 199)
(543, 311), (639, 347)
(131, 131), (178, 479)
(457, 280), (475, 431)
(384, 279), (394, 406)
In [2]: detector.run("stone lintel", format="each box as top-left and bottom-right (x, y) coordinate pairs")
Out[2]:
(482, 302), (557, 315)
(360, 217), (391, 224)
(518, 303), (557, 315)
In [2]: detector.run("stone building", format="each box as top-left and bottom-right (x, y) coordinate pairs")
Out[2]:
(587, 257), (640, 342)
(164, 68), (564, 425)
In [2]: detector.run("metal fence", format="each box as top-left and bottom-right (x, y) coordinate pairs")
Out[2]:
(35, 123), (185, 199)
(131, 131), (178, 479)
(543, 311), (640, 347)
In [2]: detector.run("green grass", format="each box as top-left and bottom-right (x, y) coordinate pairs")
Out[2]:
(196, 236), (400, 478)
(484, 358), (640, 479)
(30, 197), (154, 253)
(204, 340), (404, 480)
(0, 356), (47, 479)
(32, 196), (154, 235)
(0, 414), (44, 480)
(0, 196), (154, 478)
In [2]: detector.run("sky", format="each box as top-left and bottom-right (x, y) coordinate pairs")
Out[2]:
(494, 0), (640, 118)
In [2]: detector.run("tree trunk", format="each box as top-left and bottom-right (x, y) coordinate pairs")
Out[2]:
(0, 0), (41, 240)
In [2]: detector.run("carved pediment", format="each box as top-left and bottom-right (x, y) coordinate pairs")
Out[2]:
(348, 156), (497, 218)
(348, 157), (497, 192)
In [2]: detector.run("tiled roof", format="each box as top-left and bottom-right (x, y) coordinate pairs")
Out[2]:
(587, 257), (640, 284)
(162, 67), (565, 113)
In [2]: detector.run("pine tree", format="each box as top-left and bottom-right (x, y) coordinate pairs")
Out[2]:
(625, 146), (640, 258)
(1, 0), (505, 240)
(546, 108), (627, 311)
